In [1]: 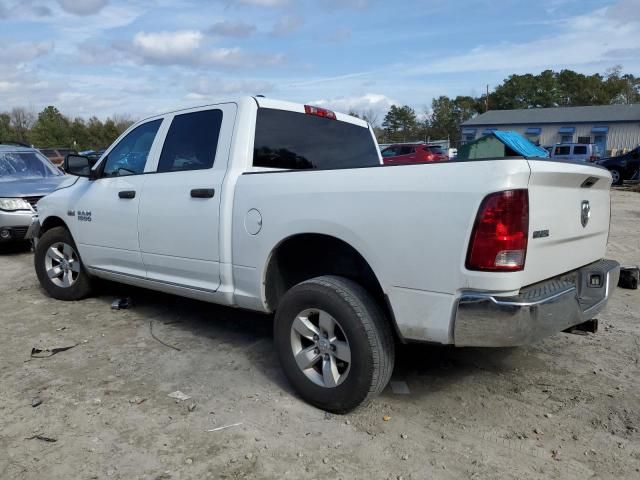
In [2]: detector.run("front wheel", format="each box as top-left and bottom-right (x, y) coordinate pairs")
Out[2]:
(34, 226), (93, 300)
(274, 276), (394, 413)
(610, 168), (622, 186)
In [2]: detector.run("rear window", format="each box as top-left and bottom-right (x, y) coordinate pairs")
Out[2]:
(573, 146), (587, 155)
(555, 146), (571, 155)
(253, 108), (380, 170)
(425, 146), (443, 154)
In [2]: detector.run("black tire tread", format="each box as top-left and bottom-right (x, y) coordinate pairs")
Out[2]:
(34, 226), (92, 301)
(610, 168), (623, 186)
(285, 275), (395, 409)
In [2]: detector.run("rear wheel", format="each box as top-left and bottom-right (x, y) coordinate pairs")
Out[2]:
(610, 168), (622, 186)
(34, 227), (92, 300)
(274, 275), (394, 413)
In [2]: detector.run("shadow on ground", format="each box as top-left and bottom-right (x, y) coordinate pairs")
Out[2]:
(76, 279), (523, 403)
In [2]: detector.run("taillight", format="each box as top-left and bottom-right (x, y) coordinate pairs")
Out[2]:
(589, 155), (597, 162)
(304, 105), (336, 120)
(466, 189), (529, 272)
(425, 154), (435, 161)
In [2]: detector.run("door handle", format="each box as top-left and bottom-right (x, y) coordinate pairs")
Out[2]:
(118, 190), (136, 199)
(191, 188), (215, 198)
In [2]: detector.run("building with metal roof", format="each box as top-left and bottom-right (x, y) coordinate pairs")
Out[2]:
(460, 104), (640, 156)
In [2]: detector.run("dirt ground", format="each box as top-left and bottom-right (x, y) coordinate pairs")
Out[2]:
(1, 190), (639, 480)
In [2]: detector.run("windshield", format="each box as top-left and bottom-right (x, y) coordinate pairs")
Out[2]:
(0, 151), (63, 182)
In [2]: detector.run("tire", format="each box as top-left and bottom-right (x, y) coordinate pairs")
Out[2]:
(610, 168), (623, 186)
(34, 226), (92, 301)
(274, 275), (394, 413)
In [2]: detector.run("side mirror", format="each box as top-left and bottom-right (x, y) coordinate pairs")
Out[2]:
(64, 154), (96, 179)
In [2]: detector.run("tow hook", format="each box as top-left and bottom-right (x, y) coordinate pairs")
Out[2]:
(618, 266), (639, 290)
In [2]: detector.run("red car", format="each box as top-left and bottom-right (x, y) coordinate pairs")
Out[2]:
(381, 143), (448, 164)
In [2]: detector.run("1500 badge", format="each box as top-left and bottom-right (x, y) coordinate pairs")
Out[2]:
(77, 210), (92, 222)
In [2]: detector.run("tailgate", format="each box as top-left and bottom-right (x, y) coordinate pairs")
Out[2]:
(523, 160), (612, 286)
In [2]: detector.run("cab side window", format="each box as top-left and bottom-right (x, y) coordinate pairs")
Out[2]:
(102, 119), (162, 177)
(157, 109), (223, 173)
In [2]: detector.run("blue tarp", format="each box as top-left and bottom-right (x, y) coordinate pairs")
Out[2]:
(492, 130), (550, 158)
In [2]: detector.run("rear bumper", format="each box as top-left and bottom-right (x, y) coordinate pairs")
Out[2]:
(454, 259), (620, 347)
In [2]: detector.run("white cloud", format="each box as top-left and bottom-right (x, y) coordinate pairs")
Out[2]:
(418, 3), (640, 74)
(208, 20), (257, 38)
(201, 47), (285, 68)
(0, 81), (20, 92)
(0, 40), (53, 64)
(236, 0), (290, 6)
(132, 30), (203, 63)
(271, 15), (304, 36)
(309, 93), (397, 121)
(56, 0), (108, 16)
(187, 77), (273, 98)
(0, 0), (52, 18)
(319, 0), (373, 10)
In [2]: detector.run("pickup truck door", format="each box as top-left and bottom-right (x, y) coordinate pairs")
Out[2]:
(70, 118), (164, 277)
(137, 104), (236, 292)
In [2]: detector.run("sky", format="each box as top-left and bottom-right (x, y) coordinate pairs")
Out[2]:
(1, 0), (639, 123)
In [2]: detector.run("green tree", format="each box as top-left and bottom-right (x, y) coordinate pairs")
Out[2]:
(86, 116), (105, 148)
(70, 118), (90, 150)
(30, 106), (71, 147)
(425, 95), (481, 143)
(382, 105), (419, 142)
(102, 118), (121, 147)
(487, 67), (640, 110)
(0, 113), (15, 141)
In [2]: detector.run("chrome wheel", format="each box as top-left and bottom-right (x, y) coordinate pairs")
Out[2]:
(290, 308), (351, 388)
(44, 242), (80, 288)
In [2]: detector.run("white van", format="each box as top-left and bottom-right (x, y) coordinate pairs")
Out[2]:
(552, 143), (600, 163)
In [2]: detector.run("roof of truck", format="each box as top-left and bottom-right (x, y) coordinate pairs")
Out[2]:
(135, 97), (370, 129)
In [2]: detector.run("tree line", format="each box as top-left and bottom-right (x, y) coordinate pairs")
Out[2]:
(355, 66), (640, 146)
(2, 67), (638, 150)
(0, 106), (134, 151)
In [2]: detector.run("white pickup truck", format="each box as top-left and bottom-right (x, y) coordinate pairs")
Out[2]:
(28, 97), (619, 412)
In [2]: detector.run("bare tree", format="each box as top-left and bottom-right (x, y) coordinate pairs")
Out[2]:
(110, 113), (136, 134)
(9, 107), (35, 143)
(357, 108), (381, 128)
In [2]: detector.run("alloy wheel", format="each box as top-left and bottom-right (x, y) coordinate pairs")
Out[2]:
(289, 308), (351, 388)
(44, 242), (80, 288)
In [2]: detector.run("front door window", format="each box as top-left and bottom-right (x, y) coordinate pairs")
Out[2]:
(102, 120), (162, 177)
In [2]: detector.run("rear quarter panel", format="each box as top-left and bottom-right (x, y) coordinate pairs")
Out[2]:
(231, 160), (532, 343)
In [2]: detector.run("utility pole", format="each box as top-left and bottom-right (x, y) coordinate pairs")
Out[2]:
(485, 84), (490, 112)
